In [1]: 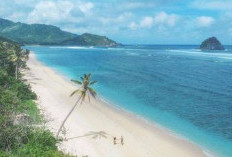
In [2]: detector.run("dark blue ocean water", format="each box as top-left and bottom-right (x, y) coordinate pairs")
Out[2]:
(25, 45), (232, 157)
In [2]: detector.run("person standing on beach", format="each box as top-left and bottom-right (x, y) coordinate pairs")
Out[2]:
(113, 137), (117, 145)
(120, 136), (124, 145)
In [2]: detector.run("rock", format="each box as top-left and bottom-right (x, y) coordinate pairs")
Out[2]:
(200, 37), (225, 50)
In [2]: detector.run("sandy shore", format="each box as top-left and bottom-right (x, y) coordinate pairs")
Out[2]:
(23, 52), (207, 157)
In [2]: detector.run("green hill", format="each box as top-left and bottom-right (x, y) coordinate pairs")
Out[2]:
(0, 18), (77, 45)
(0, 18), (120, 46)
(61, 33), (119, 47)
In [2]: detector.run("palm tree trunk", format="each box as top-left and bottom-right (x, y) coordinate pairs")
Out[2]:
(56, 95), (82, 138)
(15, 64), (18, 79)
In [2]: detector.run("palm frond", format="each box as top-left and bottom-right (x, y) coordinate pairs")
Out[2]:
(80, 77), (84, 81)
(87, 73), (91, 80)
(81, 92), (86, 102)
(90, 80), (97, 85)
(70, 89), (82, 97)
(88, 87), (97, 98)
(71, 79), (82, 85)
(70, 73), (97, 104)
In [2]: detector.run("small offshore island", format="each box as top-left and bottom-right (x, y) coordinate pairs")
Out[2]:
(200, 37), (225, 50)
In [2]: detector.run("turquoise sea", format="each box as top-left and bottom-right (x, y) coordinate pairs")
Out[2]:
(25, 45), (232, 157)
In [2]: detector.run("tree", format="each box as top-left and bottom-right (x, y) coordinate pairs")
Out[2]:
(56, 74), (97, 138)
(9, 46), (29, 79)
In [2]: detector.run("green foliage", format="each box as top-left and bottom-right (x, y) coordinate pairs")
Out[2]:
(0, 36), (72, 156)
(22, 100), (41, 123)
(13, 129), (70, 157)
(0, 150), (8, 157)
(9, 80), (37, 101)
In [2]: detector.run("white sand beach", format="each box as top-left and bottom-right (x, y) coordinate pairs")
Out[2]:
(23, 52), (207, 157)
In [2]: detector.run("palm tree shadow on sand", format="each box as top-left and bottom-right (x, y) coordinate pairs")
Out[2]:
(65, 131), (109, 141)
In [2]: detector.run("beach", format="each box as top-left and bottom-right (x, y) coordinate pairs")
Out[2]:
(24, 52), (207, 157)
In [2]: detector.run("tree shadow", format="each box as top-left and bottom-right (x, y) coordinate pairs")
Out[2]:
(65, 131), (109, 141)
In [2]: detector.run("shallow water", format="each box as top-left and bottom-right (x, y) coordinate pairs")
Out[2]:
(25, 45), (232, 157)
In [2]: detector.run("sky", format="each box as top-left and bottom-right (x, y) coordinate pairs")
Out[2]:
(1, 0), (232, 44)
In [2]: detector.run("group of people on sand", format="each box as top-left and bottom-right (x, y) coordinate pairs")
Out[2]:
(113, 136), (124, 145)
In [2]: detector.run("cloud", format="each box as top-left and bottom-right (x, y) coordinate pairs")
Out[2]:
(77, 1), (94, 15)
(196, 16), (215, 27)
(153, 11), (178, 27)
(129, 12), (179, 30)
(140, 17), (153, 28)
(129, 22), (138, 30)
(99, 12), (133, 25)
(26, 0), (94, 24)
(27, 1), (73, 24)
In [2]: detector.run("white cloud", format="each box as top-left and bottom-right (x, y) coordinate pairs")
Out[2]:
(196, 16), (215, 27)
(27, 1), (73, 24)
(139, 17), (153, 28)
(153, 12), (178, 27)
(77, 1), (94, 15)
(128, 12), (179, 30)
(117, 12), (133, 22)
(129, 22), (138, 30)
(99, 12), (133, 25)
(26, 0), (93, 24)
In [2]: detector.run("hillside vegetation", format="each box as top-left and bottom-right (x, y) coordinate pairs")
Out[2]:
(0, 18), (76, 45)
(0, 18), (119, 46)
(0, 36), (72, 156)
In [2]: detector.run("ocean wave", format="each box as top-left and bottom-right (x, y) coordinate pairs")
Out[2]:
(67, 46), (90, 49)
(49, 46), (94, 49)
(107, 47), (148, 52)
(203, 150), (217, 157)
(167, 49), (232, 60)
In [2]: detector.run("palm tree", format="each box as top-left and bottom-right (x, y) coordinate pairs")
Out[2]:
(9, 46), (29, 79)
(56, 73), (97, 138)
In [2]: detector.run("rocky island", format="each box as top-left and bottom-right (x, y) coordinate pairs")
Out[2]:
(200, 37), (225, 50)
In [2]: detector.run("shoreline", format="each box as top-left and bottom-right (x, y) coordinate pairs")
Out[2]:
(24, 52), (208, 157)
(97, 95), (216, 157)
